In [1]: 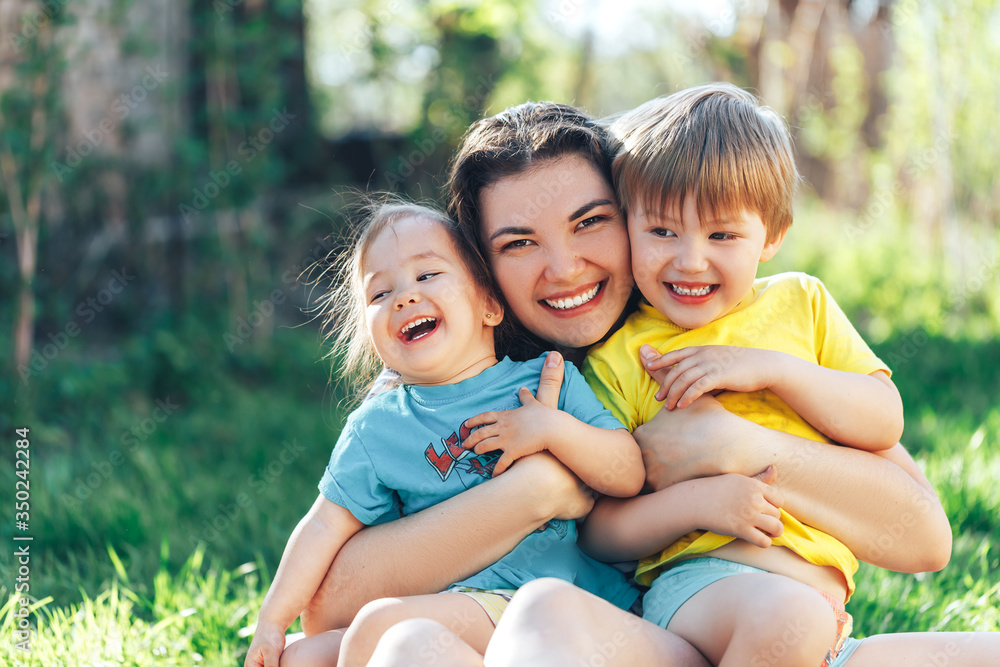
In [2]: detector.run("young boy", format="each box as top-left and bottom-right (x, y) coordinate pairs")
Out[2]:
(581, 83), (905, 667)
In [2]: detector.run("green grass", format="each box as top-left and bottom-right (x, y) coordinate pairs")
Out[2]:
(2, 206), (998, 664)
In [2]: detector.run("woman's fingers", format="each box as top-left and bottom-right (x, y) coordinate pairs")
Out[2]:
(534, 351), (564, 409)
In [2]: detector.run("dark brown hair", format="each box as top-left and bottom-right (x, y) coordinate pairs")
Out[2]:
(446, 101), (615, 246)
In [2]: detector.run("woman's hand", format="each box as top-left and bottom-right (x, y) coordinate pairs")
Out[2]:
(635, 394), (740, 490)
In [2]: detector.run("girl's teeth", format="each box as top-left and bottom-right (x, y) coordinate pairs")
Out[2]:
(671, 284), (713, 296)
(545, 284), (601, 310)
(401, 317), (434, 333)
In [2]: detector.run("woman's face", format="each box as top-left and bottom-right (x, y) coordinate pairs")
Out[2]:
(479, 153), (633, 349)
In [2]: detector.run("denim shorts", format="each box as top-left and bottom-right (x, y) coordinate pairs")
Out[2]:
(642, 557), (864, 667)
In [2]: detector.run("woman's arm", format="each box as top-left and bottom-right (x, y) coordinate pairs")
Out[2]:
(301, 352), (592, 633)
(635, 396), (952, 573)
(300, 450), (593, 632)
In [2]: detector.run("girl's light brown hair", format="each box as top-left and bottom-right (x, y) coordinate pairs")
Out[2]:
(611, 82), (800, 242)
(309, 195), (502, 399)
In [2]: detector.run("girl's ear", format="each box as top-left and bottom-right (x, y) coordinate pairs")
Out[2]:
(483, 296), (505, 327)
(759, 227), (788, 263)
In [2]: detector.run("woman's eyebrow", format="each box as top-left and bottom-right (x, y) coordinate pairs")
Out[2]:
(489, 226), (533, 242)
(569, 198), (614, 221)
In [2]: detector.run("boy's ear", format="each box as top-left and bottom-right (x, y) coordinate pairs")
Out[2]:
(483, 296), (504, 328)
(759, 228), (788, 263)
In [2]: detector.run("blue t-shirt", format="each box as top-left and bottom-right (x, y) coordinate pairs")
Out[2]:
(319, 354), (639, 610)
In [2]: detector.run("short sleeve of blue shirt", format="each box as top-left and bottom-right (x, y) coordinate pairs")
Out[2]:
(558, 358), (628, 431)
(318, 420), (396, 525)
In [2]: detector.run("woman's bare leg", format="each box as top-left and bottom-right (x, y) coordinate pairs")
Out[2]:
(484, 578), (709, 667)
(845, 632), (1000, 666)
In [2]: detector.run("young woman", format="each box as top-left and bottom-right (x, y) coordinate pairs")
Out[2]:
(295, 102), (954, 665)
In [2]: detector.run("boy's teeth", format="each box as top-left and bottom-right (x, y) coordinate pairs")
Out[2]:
(401, 317), (435, 333)
(544, 284), (601, 310)
(671, 284), (713, 296)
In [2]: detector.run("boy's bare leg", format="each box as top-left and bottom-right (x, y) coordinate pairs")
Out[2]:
(368, 619), (485, 667)
(665, 573), (837, 667)
(845, 632), (1000, 666)
(338, 593), (494, 667)
(278, 630), (345, 667)
(484, 578), (710, 667)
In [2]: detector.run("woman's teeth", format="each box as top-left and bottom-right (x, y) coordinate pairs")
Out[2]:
(544, 284), (601, 311)
(670, 284), (714, 296)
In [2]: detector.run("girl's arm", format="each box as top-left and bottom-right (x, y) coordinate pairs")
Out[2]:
(246, 495), (363, 667)
(635, 396), (952, 573)
(645, 345), (903, 451)
(462, 387), (643, 497)
(579, 467), (784, 562)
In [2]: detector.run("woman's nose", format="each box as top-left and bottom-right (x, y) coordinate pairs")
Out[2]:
(544, 247), (586, 283)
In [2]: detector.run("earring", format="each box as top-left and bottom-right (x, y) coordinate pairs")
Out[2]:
(485, 313), (493, 319)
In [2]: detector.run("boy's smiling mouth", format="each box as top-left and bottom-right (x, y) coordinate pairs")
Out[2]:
(400, 317), (439, 342)
(543, 282), (603, 311)
(668, 283), (717, 297)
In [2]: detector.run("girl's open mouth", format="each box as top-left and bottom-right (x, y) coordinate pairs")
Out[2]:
(400, 317), (439, 342)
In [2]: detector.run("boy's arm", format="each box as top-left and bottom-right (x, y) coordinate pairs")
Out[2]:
(462, 387), (644, 497)
(635, 396), (951, 572)
(247, 495), (363, 667)
(579, 467), (783, 562)
(643, 344), (903, 451)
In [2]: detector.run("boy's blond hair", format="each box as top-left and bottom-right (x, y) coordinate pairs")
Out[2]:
(611, 82), (799, 242)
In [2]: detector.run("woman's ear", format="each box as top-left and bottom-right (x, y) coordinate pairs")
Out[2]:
(483, 296), (505, 327)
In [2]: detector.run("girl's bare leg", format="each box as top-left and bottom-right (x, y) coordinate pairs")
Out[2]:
(278, 629), (345, 667)
(339, 594), (494, 667)
(368, 619), (485, 667)
(845, 632), (1000, 666)
(484, 578), (710, 667)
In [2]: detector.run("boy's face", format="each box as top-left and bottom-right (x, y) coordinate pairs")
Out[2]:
(628, 195), (785, 329)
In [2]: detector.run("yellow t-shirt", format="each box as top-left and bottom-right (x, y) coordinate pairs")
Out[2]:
(583, 272), (890, 600)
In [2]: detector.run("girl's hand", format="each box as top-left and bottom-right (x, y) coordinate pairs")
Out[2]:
(244, 620), (286, 667)
(462, 387), (565, 476)
(640, 344), (777, 409)
(692, 466), (784, 548)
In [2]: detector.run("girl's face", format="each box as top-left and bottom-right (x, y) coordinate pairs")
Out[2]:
(362, 216), (502, 386)
(479, 154), (633, 350)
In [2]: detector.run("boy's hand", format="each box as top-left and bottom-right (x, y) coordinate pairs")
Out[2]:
(244, 620), (286, 667)
(693, 466), (784, 548)
(640, 344), (776, 409)
(462, 387), (565, 476)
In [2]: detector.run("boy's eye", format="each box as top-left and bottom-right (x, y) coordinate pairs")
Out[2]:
(417, 271), (440, 282)
(710, 232), (737, 240)
(651, 228), (676, 238)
